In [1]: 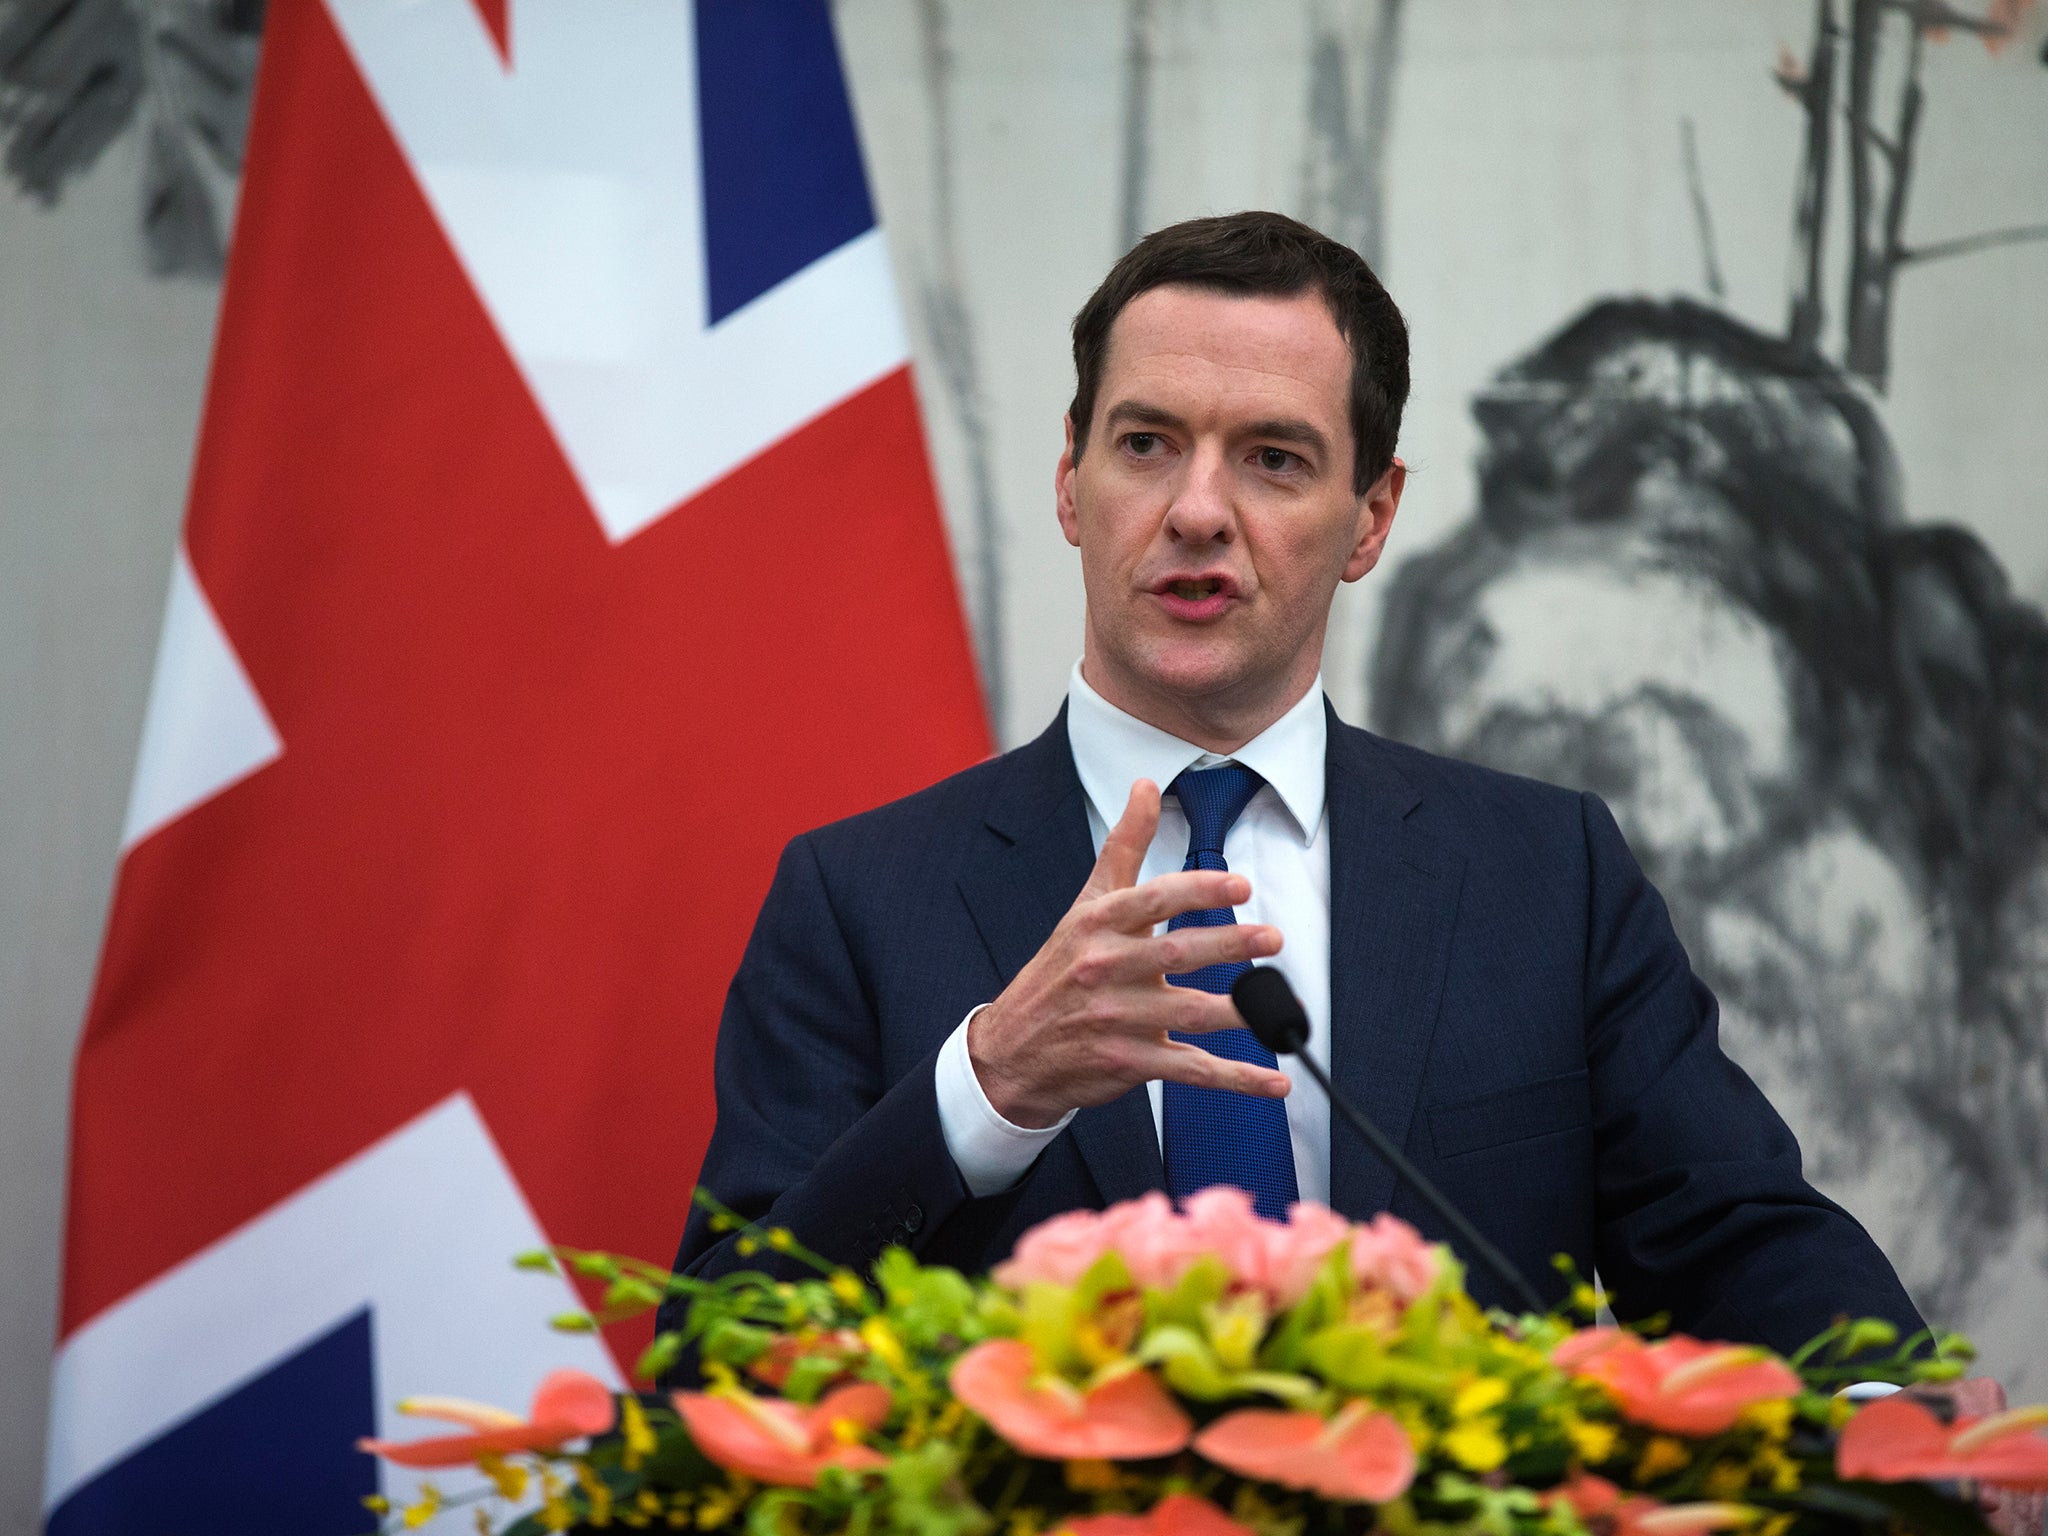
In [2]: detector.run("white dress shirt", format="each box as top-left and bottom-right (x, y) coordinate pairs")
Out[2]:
(934, 662), (1335, 1201)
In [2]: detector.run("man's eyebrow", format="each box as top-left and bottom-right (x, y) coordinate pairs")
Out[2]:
(1102, 400), (1190, 434)
(1240, 418), (1331, 458)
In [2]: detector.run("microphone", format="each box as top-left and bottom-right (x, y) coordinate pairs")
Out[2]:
(1230, 966), (1550, 1316)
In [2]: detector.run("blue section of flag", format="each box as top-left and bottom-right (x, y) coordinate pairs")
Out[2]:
(696, 0), (877, 324)
(47, 1309), (379, 1536)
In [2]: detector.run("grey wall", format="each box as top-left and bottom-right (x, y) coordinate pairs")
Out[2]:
(4, 1), (2045, 1528)
(1, 124), (218, 1530)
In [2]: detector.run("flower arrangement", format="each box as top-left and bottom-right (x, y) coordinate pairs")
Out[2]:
(358, 1190), (2048, 1536)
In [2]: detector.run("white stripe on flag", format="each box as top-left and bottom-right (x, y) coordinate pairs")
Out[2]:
(324, 0), (909, 545)
(120, 545), (283, 851)
(46, 1093), (621, 1517)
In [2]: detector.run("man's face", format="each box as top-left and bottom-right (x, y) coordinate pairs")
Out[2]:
(1057, 284), (1401, 741)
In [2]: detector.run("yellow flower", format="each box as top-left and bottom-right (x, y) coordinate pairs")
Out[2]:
(1738, 1399), (1794, 1440)
(1636, 1436), (1691, 1482)
(477, 1452), (531, 1501)
(1453, 1377), (1510, 1419)
(767, 1228), (797, 1252)
(829, 1271), (867, 1308)
(577, 1462), (614, 1526)
(1567, 1419), (1618, 1464)
(859, 1316), (909, 1374)
(695, 1483), (744, 1530)
(1005, 1510), (1045, 1536)
(402, 1483), (443, 1529)
(1753, 1446), (1802, 1494)
(1703, 1462), (1750, 1500)
(1443, 1419), (1509, 1472)
(621, 1395), (657, 1471)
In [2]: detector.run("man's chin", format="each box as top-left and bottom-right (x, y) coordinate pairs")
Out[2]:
(1107, 646), (1302, 723)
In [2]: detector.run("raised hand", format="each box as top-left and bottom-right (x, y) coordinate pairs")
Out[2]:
(966, 778), (1288, 1129)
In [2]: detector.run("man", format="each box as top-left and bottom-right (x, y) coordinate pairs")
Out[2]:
(666, 212), (1921, 1353)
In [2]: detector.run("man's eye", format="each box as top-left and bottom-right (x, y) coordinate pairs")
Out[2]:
(1126, 433), (1161, 454)
(1256, 446), (1300, 473)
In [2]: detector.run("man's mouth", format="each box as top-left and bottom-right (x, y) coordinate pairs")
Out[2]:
(1150, 574), (1239, 619)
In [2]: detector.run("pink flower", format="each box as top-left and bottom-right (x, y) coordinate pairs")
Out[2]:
(1555, 1330), (1800, 1436)
(1347, 1213), (1440, 1304)
(1059, 1493), (1255, 1536)
(994, 1193), (1417, 1312)
(1194, 1401), (1416, 1502)
(1103, 1192), (1219, 1291)
(1837, 1396), (2048, 1491)
(1547, 1473), (1756, 1536)
(672, 1382), (892, 1487)
(995, 1207), (1120, 1290)
(1177, 1189), (1353, 1309)
(358, 1369), (616, 1467)
(950, 1339), (1192, 1460)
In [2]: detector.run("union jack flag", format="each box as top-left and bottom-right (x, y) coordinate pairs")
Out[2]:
(47, 2), (989, 1528)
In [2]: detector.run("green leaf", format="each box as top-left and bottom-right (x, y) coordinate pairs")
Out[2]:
(604, 1276), (667, 1312)
(880, 1441), (991, 1536)
(1146, 1254), (1230, 1331)
(512, 1249), (558, 1274)
(784, 1352), (847, 1405)
(701, 1317), (774, 1366)
(550, 1311), (598, 1333)
(1840, 1318), (1899, 1355)
(636, 1331), (684, 1383)
(1137, 1323), (1236, 1399)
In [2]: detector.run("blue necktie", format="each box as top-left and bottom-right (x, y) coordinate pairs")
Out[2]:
(1160, 763), (1300, 1221)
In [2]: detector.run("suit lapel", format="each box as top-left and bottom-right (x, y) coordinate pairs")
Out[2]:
(1323, 709), (1467, 1219)
(955, 708), (1165, 1204)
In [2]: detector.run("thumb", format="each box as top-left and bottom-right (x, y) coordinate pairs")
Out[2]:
(1082, 779), (1159, 898)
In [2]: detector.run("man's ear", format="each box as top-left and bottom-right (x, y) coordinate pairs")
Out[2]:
(1341, 457), (1406, 583)
(1055, 414), (1082, 549)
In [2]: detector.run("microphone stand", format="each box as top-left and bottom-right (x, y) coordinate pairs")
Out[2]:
(1231, 967), (1551, 1317)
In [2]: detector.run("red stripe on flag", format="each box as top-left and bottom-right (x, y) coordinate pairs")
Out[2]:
(63, 0), (989, 1345)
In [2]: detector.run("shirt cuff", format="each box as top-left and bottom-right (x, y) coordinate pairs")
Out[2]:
(934, 1005), (1075, 1198)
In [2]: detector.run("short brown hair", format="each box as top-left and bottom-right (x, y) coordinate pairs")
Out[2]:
(1068, 211), (1410, 494)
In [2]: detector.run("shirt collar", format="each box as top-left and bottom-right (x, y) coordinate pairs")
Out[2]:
(1065, 661), (1327, 843)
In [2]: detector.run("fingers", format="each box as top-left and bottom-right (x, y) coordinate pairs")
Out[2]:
(1130, 923), (1282, 982)
(1082, 779), (1160, 899)
(1154, 1039), (1291, 1098)
(1138, 983), (1270, 1038)
(1096, 868), (1252, 932)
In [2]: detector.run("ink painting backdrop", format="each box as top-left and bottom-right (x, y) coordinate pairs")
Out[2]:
(3, 1), (2044, 1526)
(844, 0), (2048, 1397)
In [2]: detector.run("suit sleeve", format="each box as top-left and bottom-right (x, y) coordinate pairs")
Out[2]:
(663, 833), (974, 1295)
(1578, 792), (1926, 1354)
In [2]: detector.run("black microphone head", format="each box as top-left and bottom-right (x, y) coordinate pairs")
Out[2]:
(1231, 966), (1309, 1055)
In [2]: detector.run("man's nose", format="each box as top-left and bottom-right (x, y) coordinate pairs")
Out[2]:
(1163, 445), (1236, 545)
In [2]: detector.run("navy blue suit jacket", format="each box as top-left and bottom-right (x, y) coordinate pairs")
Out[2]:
(668, 705), (1921, 1354)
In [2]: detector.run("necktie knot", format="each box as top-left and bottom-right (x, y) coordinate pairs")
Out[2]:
(1171, 763), (1264, 863)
